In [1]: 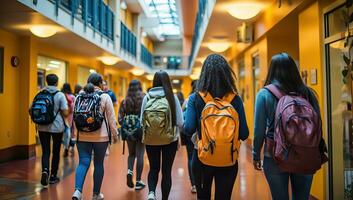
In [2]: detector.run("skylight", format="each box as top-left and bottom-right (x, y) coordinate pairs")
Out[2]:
(145, 0), (180, 36)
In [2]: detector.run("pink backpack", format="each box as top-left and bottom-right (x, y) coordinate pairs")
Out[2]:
(265, 84), (323, 174)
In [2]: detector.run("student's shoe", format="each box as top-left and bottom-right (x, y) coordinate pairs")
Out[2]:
(72, 190), (82, 200)
(147, 191), (156, 200)
(64, 149), (69, 157)
(92, 193), (104, 200)
(49, 175), (60, 184)
(40, 171), (49, 187)
(135, 180), (146, 190)
(127, 170), (134, 188)
(191, 185), (197, 193)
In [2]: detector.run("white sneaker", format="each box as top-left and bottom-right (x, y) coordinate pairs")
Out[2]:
(92, 193), (104, 200)
(135, 180), (146, 190)
(72, 190), (82, 200)
(191, 185), (197, 193)
(147, 191), (156, 200)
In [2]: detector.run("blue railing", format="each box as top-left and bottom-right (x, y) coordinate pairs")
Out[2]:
(53, 0), (114, 41)
(189, 0), (207, 67)
(153, 55), (182, 70)
(141, 44), (153, 68)
(120, 22), (137, 57)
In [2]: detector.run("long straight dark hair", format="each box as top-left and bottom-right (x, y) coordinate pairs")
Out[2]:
(265, 53), (320, 110)
(152, 70), (176, 126)
(198, 54), (238, 98)
(125, 80), (144, 114)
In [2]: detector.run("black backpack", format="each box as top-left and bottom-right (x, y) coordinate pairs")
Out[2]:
(73, 92), (105, 132)
(121, 114), (142, 141)
(30, 90), (59, 125)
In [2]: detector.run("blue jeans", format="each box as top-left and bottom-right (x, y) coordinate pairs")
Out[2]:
(63, 127), (71, 149)
(75, 142), (108, 194)
(263, 157), (313, 200)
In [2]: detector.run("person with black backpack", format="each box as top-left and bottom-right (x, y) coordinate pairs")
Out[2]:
(118, 80), (146, 190)
(184, 54), (249, 200)
(71, 73), (118, 200)
(30, 74), (69, 187)
(141, 70), (184, 200)
(252, 53), (328, 200)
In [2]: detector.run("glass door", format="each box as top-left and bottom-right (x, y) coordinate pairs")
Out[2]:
(325, 2), (353, 199)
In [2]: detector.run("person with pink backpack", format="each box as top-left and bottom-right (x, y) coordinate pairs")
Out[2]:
(252, 53), (328, 200)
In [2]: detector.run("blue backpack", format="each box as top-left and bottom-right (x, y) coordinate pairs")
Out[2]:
(121, 114), (142, 141)
(30, 90), (59, 125)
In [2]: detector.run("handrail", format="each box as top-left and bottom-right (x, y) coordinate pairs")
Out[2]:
(141, 44), (153, 68)
(52, 0), (114, 41)
(120, 22), (137, 57)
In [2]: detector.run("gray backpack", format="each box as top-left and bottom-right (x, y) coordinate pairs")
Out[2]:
(142, 93), (174, 145)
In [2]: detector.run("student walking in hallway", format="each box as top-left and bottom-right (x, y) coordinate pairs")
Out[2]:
(252, 53), (328, 200)
(61, 83), (75, 157)
(72, 73), (119, 200)
(118, 80), (146, 190)
(30, 74), (69, 187)
(141, 71), (184, 200)
(184, 54), (249, 200)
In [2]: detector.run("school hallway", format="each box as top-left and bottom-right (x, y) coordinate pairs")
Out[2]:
(0, 142), (271, 200)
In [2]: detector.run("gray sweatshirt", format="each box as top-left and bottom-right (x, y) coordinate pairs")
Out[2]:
(140, 87), (184, 142)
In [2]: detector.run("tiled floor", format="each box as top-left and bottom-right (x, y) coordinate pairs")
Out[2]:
(0, 142), (271, 200)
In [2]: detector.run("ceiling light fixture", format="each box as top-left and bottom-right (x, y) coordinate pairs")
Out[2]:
(172, 79), (180, 84)
(30, 25), (58, 38)
(207, 42), (230, 53)
(89, 69), (97, 74)
(131, 68), (145, 76)
(99, 56), (121, 65)
(227, 2), (264, 20)
(146, 74), (154, 81)
(142, 31), (147, 37)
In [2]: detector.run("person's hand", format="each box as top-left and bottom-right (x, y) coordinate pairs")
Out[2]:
(112, 134), (118, 144)
(253, 160), (262, 171)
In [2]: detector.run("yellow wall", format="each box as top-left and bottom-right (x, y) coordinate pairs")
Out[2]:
(298, 2), (325, 199)
(142, 37), (154, 53)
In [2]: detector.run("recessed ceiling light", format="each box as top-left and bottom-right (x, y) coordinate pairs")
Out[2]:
(131, 68), (144, 76)
(98, 56), (121, 65)
(146, 74), (154, 81)
(89, 69), (97, 73)
(226, 2), (264, 20)
(207, 42), (230, 53)
(172, 79), (180, 84)
(50, 60), (61, 65)
(121, 1), (127, 10)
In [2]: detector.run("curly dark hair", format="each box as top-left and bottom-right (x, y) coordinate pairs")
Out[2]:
(197, 54), (237, 98)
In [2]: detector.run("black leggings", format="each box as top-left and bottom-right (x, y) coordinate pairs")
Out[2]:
(192, 149), (238, 200)
(145, 141), (178, 200)
(38, 131), (63, 176)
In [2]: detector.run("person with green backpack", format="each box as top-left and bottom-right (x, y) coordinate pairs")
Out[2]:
(118, 80), (146, 190)
(141, 70), (184, 200)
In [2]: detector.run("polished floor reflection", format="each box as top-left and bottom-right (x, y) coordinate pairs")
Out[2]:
(0, 142), (271, 200)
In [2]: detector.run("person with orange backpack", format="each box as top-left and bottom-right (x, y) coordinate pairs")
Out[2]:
(252, 53), (328, 200)
(184, 54), (249, 200)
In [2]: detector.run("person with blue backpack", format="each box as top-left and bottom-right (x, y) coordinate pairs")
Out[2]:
(253, 53), (328, 200)
(118, 80), (146, 190)
(71, 73), (118, 200)
(30, 74), (69, 187)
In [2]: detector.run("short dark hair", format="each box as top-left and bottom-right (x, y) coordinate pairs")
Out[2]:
(46, 74), (59, 86)
(87, 73), (103, 87)
(61, 83), (72, 94)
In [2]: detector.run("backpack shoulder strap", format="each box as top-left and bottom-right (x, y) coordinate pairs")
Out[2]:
(198, 92), (213, 103)
(223, 92), (237, 103)
(264, 84), (284, 100)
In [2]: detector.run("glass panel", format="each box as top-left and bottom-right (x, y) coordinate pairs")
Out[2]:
(328, 38), (353, 200)
(37, 56), (67, 90)
(77, 66), (96, 86)
(238, 59), (245, 101)
(326, 5), (353, 37)
(252, 53), (261, 102)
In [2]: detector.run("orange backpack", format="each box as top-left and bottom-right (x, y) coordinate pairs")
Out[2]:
(198, 92), (240, 167)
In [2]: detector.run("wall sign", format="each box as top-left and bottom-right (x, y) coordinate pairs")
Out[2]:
(310, 69), (318, 85)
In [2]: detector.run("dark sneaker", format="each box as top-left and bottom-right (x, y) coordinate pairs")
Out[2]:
(127, 173), (134, 188)
(49, 175), (60, 184)
(64, 149), (69, 157)
(135, 180), (146, 190)
(41, 171), (49, 187)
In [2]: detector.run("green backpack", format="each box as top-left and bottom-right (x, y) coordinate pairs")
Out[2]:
(142, 94), (175, 145)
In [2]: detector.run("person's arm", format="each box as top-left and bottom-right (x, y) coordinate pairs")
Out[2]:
(111, 91), (118, 107)
(59, 93), (69, 117)
(233, 96), (249, 141)
(252, 90), (268, 162)
(140, 95), (148, 122)
(174, 95), (184, 128)
(104, 94), (119, 142)
(118, 100), (126, 125)
(183, 93), (197, 136)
